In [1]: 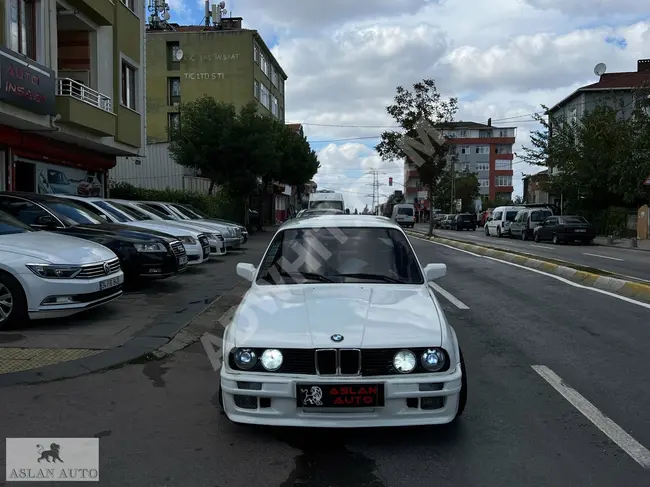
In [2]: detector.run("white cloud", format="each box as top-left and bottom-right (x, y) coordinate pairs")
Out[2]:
(165, 0), (650, 207)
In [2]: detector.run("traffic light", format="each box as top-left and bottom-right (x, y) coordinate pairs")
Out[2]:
(388, 177), (393, 186)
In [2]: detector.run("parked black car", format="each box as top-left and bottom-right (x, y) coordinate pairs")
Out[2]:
(533, 215), (597, 244)
(451, 213), (476, 231)
(0, 193), (188, 281)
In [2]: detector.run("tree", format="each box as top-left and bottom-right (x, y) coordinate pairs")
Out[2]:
(433, 169), (480, 213)
(375, 79), (459, 236)
(362, 204), (370, 214)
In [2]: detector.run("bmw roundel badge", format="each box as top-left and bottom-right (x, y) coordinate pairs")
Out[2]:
(331, 334), (344, 342)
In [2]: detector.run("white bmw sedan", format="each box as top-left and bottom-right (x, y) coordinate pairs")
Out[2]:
(219, 214), (467, 427)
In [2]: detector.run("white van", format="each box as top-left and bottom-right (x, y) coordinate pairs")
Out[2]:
(485, 205), (526, 237)
(391, 203), (415, 227)
(308, 192), (345, 211)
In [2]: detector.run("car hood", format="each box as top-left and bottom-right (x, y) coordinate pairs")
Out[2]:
(58, 223), (175, 243)
(231, 285), (443, 348)
(121, 221), (198, 238)
(0, 231), (116, 264)
(174, 220), (233, 235)
(142, 220), (221, 236)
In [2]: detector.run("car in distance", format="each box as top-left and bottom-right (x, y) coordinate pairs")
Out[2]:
(53, 195), (212, 265)
(175, 203), (248, 244)
(219, 214), (467, 427)
(0, 193), (188, 282)
(0, 210), (124, 329)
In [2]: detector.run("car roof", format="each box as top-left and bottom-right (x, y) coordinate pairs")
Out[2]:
(0, 191), (65, 202)
(280, 214), (403, 230)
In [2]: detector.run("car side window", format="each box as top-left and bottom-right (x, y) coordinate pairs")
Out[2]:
(144, 203), (172, 216)
(544, 217), (556, 225)
(0, 197), (52, 225)
(492, 211), (502, 221)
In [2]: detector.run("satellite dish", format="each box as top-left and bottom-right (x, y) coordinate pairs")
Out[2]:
(594, 63), (607, 76)
(219, 1), (225, 7)
(174, 48), (183, 60)
(158, 5), (165, 11)
(222, 8), (227, 14)
(162, 11), (170, 20)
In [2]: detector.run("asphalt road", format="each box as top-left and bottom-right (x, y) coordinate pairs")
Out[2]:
(1, 234), (649, 486)
(415, 223), (650, 283)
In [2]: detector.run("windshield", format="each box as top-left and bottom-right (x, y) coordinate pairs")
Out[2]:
(170, 204), (199, 219)
(302, 209), (344, 218)
(459, 214), (474, 221)
(47, 170), (69, 185)
(183, 205), (208, 218)
(136, 204), (173, 220)
(93, 201), (133, 222)
(531, 210), (552, 222)
(561, 216), (588, 224)
(256, 226), (424, 285)
(84, 176), (94, 183)
(42, 201), (103, 225)
(505, 211), (519, 222)
(397, 207), (414, 215)
(309, 200), (344, 211)
(0, 210), (32, 234)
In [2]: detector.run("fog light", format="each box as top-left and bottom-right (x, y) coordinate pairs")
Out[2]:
(41, 296), (76, 305)
(420, 397), (444, 410)
(233, 395), (257, 409)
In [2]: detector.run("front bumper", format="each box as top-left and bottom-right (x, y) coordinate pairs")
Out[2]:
(209, 237), (227, 256)
(220, 365), (462, 427)
(122, 250), (187, 279)
(225, 236), (241, 249)
(185, 242), (206, 265)
(22, 270), (125, 320)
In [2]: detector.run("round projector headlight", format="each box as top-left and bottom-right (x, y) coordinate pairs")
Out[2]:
(233, 348), (257, 370)
(393, 350), (417, 373)
(421, 348), (446, 372)
(260, 349), (283, 371)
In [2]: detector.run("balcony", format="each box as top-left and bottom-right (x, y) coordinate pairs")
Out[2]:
(55, 78), (115, 136)
(64, 0), (114, 26)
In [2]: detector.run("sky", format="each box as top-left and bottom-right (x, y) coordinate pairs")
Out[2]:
(163, 0), (650, 213)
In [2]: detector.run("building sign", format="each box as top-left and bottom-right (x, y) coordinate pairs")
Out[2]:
(185, 53), (239, 61)
(0, 45), (56, 116)
(183, 72), (225, 80)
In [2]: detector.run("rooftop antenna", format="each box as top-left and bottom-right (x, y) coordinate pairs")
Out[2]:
(204, 0), (210, 26)
(594, 62), (607, 77)
(211, 1), (227, 26)
(147, 0), (171, 30)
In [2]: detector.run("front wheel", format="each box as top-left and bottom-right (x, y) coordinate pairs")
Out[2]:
(534, 232), (540, 242)
(496, 227), (502, 238)
(0, 273), (28, 330)
(484, 226), (490, 236)
(521, 230), (527, 241)
(553, 234), (560, 245)
(454, 348), (467, 419)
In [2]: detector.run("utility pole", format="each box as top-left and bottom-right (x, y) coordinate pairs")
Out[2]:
(366, 168), (382, 215)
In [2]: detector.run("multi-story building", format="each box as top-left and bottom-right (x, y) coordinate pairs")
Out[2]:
(403, 121), (516, 205)
(0, 0), (145, 195)
(145, 15), (286, 143)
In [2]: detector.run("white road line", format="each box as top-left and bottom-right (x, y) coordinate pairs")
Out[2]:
(429, 282), (469, 309)
(536, 245), (554, 250)
(532, 365), (650, 469)
(410, 236), (650, 310)
(584, 252), (624, 261)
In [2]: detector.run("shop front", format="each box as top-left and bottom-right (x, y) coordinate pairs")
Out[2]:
(0, 125), (115, 196)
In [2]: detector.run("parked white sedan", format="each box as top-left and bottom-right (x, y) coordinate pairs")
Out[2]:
(219, 214), (467, 427)
(0, 211), (124, 329)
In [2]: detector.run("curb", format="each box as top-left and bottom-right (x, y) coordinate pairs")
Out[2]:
(407, 230), (650, 305)
(0, 280), (247, 388)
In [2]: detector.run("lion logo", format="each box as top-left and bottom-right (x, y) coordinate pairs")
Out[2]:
(300, 386), (323, 406)
(36, 443), (63, 463)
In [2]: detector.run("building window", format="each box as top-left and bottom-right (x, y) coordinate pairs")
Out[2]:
(278, 76), (284, 93)
(495, 144), (512, 154)
(260, 83), (269, 108)
(260, 54), (268, 77)
(499, 129), (509, 137)
(120, 0), (135, 11)
(121, 61), (137, 110)
(463, 163), (470, 171)
(460, 145), (470, 154)
(495, 175), (512, 187)
(271, 67), (278, 87)
(475, 145), (489, 154)
(253, 44), (259, 63)
(168, 77), (180, 105)
(476, 163), (489, 171)
(10, 0), (37, 60)
(271, 96), (278, 117)
(279, 106), (284, 122)
(479, 130), (493, 138)
(168, 112), (180, 140)
(478, 179), (489, 188)
(167, 42), (181, 70)
(495, 159), (512, 170)
(458, 130), (467, 137)
(253, 80), (260, 99)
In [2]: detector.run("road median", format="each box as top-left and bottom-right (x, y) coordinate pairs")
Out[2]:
(407, 230), (650, 305)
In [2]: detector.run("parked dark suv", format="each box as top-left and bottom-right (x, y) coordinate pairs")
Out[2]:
(0, 193), (188, 282)
(451, 213), (477, 231)
(509, 207), (553, 240)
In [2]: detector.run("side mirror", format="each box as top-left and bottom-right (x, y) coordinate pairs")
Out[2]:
(33, 215), (55, 227)
(236, 263), (256, 282)
(423, 263), (446, 281)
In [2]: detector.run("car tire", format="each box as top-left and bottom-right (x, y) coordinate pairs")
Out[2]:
(553, 234), (560, 245)
(521, 230), (527, 241)
(484, 226), (490, 236)
(472, 227), (475, 231)
(496, 227), (502, 238)
(454, 348), (467, 419)
(0, 272), (28, 330)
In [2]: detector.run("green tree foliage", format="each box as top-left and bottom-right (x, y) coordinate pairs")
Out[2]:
(520, 93), (650, 214)
(375, 79), (459, 235)
(433, 169), (480, 213)
(168, 96), (319, 225)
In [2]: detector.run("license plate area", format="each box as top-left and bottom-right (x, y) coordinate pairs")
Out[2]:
(575, 229), (586, 232)
(296, 383), (384, 408)
(202, 246), (210, 257)
(99, 274), (123, 290)
(178, 256), (188, 265)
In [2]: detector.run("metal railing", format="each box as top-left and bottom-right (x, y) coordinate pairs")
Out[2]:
(56, 78), (112, 113)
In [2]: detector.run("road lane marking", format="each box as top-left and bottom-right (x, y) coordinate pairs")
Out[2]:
(537, 245), (554, 250)
(584, 252), (624, 261)
(532, 365), (650, 469)
(411, 236), (650, 310)
(429, 282), (469, 309)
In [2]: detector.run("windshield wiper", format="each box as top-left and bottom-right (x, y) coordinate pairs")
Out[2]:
(334, 273), (405, 283)
(263, 269), (335, 283)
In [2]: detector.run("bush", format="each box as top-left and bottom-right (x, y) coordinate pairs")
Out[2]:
(108, 182), (244, 223)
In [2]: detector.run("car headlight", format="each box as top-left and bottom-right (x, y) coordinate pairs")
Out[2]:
(393, 350), (416, 373)
(134, 242), (167, 252)
(260, 349), (283, 371)
(179, 236), (196, 244)
(206, 233), (217, 240)
(421, 348), (446, 372)
(233, 348), (257, 370)
(26, 264), (82, 279)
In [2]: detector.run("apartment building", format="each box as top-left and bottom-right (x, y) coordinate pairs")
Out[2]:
(0, 0), (145, 195)
(403, 120), (516, 204)
(145, 15), (286, 143)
